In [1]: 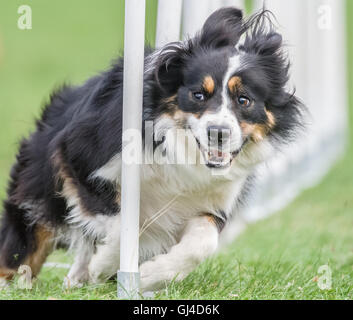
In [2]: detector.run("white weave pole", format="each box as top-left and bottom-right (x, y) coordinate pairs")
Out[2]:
(182, 0), (211, 38)
(156, 0), (183, 48)
(117, 0), (146, 299)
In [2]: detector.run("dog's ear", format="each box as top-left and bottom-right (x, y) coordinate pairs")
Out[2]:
(243, 31), (283, 56)
(242, 29), (286, 93)
(153, 7), (243, 94)
(198, 7), (243, 49)
(240, 9), (284, 56)
(153, 42), (188, 95)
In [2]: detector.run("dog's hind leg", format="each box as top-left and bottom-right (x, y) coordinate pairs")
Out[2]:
(0, 201), (54, 287)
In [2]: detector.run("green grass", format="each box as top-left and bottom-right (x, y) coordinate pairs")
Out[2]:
(0, 1), (352, 300)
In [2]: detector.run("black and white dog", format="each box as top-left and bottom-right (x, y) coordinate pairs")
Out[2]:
(0, 8), (304, 291)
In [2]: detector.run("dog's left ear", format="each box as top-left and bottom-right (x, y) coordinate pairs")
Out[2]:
(242, 31), (283, 56)
(197, 7), (243, 49)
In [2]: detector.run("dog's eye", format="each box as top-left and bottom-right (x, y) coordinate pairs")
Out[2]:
(238, 96), (251, 107)
(193, 92), (205, 101)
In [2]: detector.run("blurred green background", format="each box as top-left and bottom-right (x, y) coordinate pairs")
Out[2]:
(0, 0), (159, 200)
(0, 0), (352, 299)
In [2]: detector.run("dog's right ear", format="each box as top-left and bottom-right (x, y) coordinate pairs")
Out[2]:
(198, 7), (243, 49)
(153, 42), (188, 95)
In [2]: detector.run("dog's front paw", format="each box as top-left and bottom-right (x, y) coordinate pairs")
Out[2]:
(139, 256), (185, 292)
(63, 272), (88, 290)
(88, 259), (116, 285)
(88, 267), (107, 285)
(140, 260), (166, 292)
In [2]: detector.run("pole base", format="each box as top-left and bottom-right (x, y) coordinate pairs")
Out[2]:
(117, 271), (140, 299)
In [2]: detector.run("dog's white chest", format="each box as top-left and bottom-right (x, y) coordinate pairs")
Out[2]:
(137, 163), (247, 261)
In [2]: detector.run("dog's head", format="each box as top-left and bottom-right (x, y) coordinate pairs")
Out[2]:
(148, 7), (303, 170)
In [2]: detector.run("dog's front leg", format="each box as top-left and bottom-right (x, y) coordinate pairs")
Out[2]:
(139, 215), (219, 292)
(64, 240), (94, 289)
(88, 216), (121, 283)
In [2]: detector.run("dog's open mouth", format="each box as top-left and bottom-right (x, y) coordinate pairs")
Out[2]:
(195, 139), (241, 169)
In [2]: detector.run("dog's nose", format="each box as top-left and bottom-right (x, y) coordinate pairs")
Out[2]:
(207, 125), (231, 147)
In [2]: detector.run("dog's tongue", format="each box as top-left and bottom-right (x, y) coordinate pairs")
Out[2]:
(208, 149), (227, 162)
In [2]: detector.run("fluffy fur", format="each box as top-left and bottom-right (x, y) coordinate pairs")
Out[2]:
(0, 8), (304, 291)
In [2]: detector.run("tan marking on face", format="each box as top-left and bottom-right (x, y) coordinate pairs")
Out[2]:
(240, 122), (268, 143)
(162, 109), (189, 129)
(205, 215), (216, 226)
(163, 93), (204, 124)
(173, 110), (187, 122)
(240, 122), (254, 136)
(265, 108), (276, 128)
(23, 225), (54, 277)
(228, 76), (242, 93)
(163, 93), (200, 126)
(163, 94), (177, 104)
(189, 109), (204, 120)
(203, 75), (215, 95)
(251, 124), (268, 143)
(162, 94), (178, 116)
(240, 108), (276, 143)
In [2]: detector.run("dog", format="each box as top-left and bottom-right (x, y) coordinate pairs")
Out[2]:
(0, 7), (304, 292)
